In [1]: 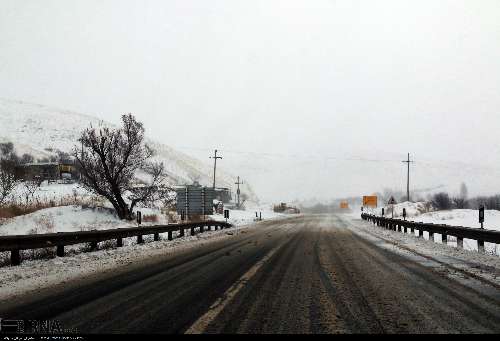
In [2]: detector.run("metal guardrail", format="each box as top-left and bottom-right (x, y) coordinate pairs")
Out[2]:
(0, 220), (232, 266)
(361, 213), (500, 253)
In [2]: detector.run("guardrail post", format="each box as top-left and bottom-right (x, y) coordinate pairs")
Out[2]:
(154, 233), (160, 241)
(137, 235), (144, 244)
(478, 240), (485, 253)
(11, 249), (21, 266)
(442, 233), (447, 245)
(207, 225), (211, 231)
(419, 229), (424, 238)
(429, 232), (434, 242)
(90, 241), (98, 250)
(180, 228), (185, 237)
(411, 226), (414, 234)
(398, 224), (402, 232)
(191, 227), (195, 236)
(200, 225), (204, 233)
(117, 238), (123, 247)
(404, 225), (408, 234)
(57, 245), (64, 257)
(457, 237), (464, 249)
(168, 231), (173, 240)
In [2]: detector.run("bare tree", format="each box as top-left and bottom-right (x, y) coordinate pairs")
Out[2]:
(459, 182), (468, 200)
(21, 153), (34, 164)
(18, 167), (41, 205)
(22, 179), (39, 206)
(74, 114), (166, 220)
(0, 166), (17, 206)
(127, 163), (168, 212)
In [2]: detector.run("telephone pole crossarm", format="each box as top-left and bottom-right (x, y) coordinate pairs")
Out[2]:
(235, 176), (244, 209)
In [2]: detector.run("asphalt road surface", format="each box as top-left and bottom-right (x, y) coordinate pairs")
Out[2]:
(1, 215), (500, 334)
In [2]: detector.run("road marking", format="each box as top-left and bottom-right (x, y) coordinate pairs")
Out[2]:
(184, 244), (283, 334)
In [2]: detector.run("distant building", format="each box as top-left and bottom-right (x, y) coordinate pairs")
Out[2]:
(273, 202), (300, 214)
(214, 187), (232, 203)
(15, 159), (79, 183)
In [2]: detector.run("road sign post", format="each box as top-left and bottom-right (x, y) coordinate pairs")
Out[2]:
(403, 208), (407, 221)
(387, 196), (397, 219)
(137, 211), (142, 226)
(479, 206), (485, 229)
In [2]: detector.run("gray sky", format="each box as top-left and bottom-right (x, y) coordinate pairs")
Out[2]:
(1, 0), (500, 202)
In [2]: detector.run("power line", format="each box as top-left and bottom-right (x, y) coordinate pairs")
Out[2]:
(173, 145), (500, 175)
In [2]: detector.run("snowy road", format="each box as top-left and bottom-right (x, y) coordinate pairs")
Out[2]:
(1, 215), (500, 334)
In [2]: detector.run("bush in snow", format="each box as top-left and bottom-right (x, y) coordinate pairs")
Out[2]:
(452, 197), (468, 209)
(431, 192), (452, 210)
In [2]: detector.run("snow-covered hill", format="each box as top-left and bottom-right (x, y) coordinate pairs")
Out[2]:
(0, 99), (258, 201)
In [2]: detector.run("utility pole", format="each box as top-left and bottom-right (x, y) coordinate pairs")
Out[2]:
(210, 149), (222, 189)
(235, 176), (244, 209)
(402, 153), (414, 202)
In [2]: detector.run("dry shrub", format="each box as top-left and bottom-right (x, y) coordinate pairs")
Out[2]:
(188, 215), (206, 223)
(143, 214), (159, 223)
(0, 204), (49, 219)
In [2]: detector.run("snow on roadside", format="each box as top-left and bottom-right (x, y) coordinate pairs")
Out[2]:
(417, 209), (500, 232)
(350, 207), (500, 254)
(0, 203), (286, 237)
(209, 206), (288, 227)
(0, 205), (170, 236)
(376, 201), (500, 232)
(1, 206), (124, 236)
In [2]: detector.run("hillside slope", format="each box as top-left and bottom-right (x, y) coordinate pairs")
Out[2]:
(0, 99), (258, 202)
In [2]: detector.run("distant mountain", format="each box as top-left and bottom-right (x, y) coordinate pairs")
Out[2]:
(0, 98), (258, 202)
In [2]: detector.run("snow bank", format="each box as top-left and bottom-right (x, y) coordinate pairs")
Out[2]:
(209, 206), (288, 226)
(371, 201), (500, 232)
(0, 206), (131, 236)
(417, 209), (500, 232)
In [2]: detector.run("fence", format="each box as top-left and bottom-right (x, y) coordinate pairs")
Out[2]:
(0, 220), (232, 266)
(361, 213), (500, 254)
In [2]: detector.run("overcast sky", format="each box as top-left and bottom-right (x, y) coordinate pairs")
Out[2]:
(1, 0), (500, 202)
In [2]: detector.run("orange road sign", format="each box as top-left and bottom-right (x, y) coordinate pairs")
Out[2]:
(340, 202), (349, 209)
(363, 196), (378, 208)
